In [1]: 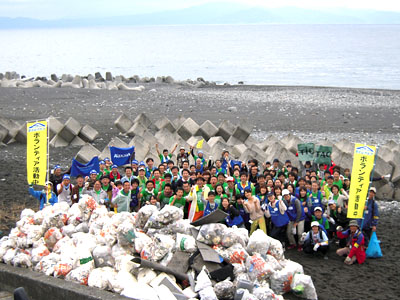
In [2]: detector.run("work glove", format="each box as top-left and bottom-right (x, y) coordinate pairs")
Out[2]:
(300, 232), (307, 243)
(85, 182), (89, 188)
(336, 226), (343, 232)
(100, 199), (105, 204)
(328, 217), (336, 224)
(344, 256), (352, 265)
(313, 243), (320, 251)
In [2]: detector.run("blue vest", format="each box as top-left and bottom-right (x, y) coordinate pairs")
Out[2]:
(130, 188), (139, 208)
(226, 214), (244, 227)
(308, 191), (323, 212)
(237, 182), (252, 196)
(268, 200), (289, 227)
(286, 197), (306, 222)
(236, 204), (250, 223)
(204, 201), (218, 217)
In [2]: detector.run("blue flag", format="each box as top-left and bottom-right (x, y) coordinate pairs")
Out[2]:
(71, 156), (99, 177)
(110, 146), (135, 166)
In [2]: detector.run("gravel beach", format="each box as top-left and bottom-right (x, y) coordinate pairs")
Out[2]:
(0, 83), (400, 299)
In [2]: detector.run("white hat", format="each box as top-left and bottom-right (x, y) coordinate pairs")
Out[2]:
(311, 221), (320, 228)
(314, 207), (323, 212)
(369, 187), (377, 193)
(328, 200), (335, 205)
(282, 189), (290, 196)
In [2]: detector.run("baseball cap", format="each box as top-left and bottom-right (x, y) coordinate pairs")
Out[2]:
(198, 150), (203, 154)
(267, 192), (275, 197)
(369, 187), (377, 193)
(311, 221), (320, 227)
(226, 176), (234, 182)
(138, 166), (145, 171)
(131, 159), (139, 165)
(282, 189), (290, 196)
(314, 207), (323, 212)
(90, 170), (98, 175)
(273, 158), (279, 163)
(53, 165), (61, 170)
(265, 161), (271, 165)
(285, 159), (291, 163)
(104, 157), (110, 162)
(180, 146), (185, 150)
(62, 174), (70, 180)
(112, 165), (118, 169)
(139, 161), (145, 166)
(327, 175), (334, 180)
(328, 200), (335, 205)
(99, 160), (105, 165)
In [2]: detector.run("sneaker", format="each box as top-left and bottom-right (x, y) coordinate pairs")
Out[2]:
(297, 245), (303, 252)
(287, 244), (296, 250)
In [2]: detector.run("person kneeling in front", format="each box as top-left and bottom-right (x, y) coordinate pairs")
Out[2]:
(336, 219), (366, 265)
(302, 221), (329, 259)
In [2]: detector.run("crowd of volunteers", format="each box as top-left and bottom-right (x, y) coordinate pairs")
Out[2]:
(29, 145), (381, 264)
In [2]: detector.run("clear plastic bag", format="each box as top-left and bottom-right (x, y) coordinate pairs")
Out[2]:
(93, 245), (114, 268)
(270, 260), (304, 295)
(12, 250), (32, 268)
(290, 273), (318, 300)
(88, 267), (116, 290)
(35, 252), (60, 276)
(109, 270), (138, 293)
(219, 243), (249, 265)
(221, 227), (249, 248)
(136, 205), (158, 229)
(116, 221), (136, 247)
(31, 244), (50, 266)
(266, 236), (284, 261)
(246, 253), (276, 281)
(61, 224), (76, 237)
(141, 234), (175, 261)
(166, 219), (193, 235)
(197, 223), (227, 245)
(214, 279), (235, 300)
(247, 229), (270, 255)
(175, 233), (197, 253)
(43, 227), (63, 251)
(253, 285), (284, 300)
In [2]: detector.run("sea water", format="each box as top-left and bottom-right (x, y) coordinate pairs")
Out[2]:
(0, 24), (399, 89)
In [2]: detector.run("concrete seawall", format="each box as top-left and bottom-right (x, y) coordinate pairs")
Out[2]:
(0, 264), (127, 300)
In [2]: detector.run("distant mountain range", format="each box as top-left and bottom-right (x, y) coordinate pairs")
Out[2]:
(1, 3), (399, 28)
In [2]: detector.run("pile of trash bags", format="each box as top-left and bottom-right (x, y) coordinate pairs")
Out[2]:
(0, 195), (317, 300)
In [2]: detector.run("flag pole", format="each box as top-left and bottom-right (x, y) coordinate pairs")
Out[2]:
(46, 118), (50, 205)
(359, 145), (379, 229)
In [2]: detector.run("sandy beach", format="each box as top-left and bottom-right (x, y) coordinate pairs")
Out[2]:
(0, 83), (400, 299)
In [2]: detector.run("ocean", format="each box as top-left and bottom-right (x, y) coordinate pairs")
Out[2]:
(1, 24), (399, 89)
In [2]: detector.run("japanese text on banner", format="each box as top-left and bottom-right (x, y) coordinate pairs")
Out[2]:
(27, 121), (48, 186)
(347, 144), (376, 219)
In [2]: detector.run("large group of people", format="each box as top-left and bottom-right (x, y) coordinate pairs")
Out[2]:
(29, 144), (381, 265)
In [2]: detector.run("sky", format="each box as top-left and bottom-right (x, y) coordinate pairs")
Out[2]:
(1, 0), (400, 20)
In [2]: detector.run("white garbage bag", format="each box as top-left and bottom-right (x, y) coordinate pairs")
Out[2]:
(175, 233), (197, 253)
(290, 273), (318, 300)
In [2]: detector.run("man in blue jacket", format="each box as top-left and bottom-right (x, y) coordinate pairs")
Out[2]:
(358, 187), (379, 246)
(29, 181), (58, 210)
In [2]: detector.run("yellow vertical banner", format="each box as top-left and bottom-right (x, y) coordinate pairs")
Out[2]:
(27, 121), (48, 186)
(347, 144), (376, 219)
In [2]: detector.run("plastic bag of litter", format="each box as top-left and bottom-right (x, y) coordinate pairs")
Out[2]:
(33, 210), (45, 225)
(65, 247), (95, 285)
(197, 223), (227, 245)
(253, 285), (284, 300)
(34, 252), (59, 275)
(141, 234), (175, 261)
(267, 236), (284, 261)
(222, 227), (249, 248)
(217, 243), (249, 265)
(72, 232), (98, 253)
(75, 222), (89, 233)
(42, 212), (68, 231)
(157, 205), (184, 224)
(134, 231), (153, 254)
(166, 219), (194, 235)
(21, 208), (35, 219)
(54, 262), (73, 278)
(290, 273), (318, 300)
(136, 205), (158, 229)
(109, 270), (138, 293)
(214, 279), (235, 300)
(88, 267), (117, 290)
(175, 233), (197, 253)
(246, 253), (276, 282)
(195, 268), (218, 300)
(247, 229), (270, 255)
(270, 260), (304, 295)
(31, 244), (50, 266)
(61, 224), (76, 237)
(93, 245), (114, 268)
(116, 221), (136, 246)
(12, 249), (32, 268)
(44, 227), (63, 251)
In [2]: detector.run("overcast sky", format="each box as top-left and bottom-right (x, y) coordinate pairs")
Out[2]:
(1, 0), (400, 20)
